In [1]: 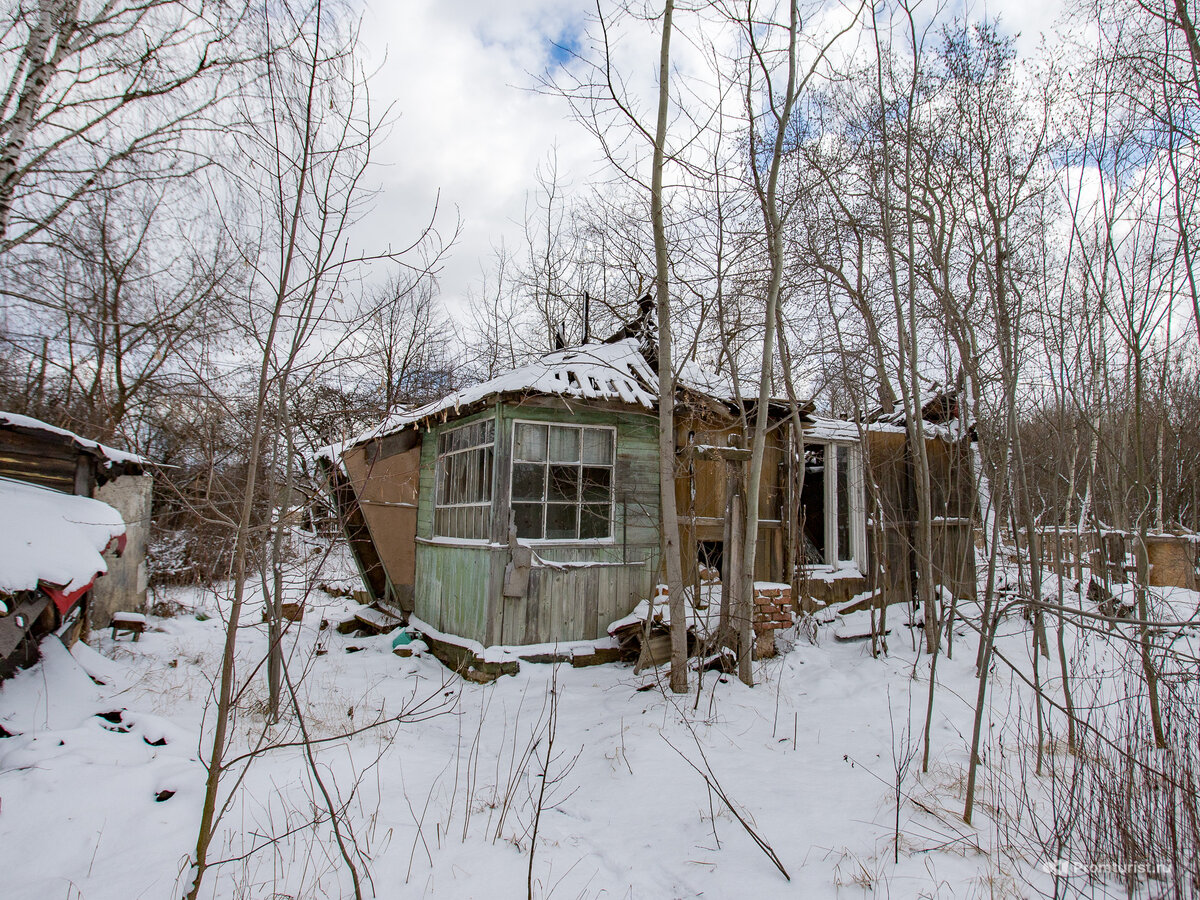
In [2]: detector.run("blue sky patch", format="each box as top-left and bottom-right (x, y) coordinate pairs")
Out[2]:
(547, 25), (581, 68)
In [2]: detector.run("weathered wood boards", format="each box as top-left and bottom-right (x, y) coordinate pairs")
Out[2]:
(402, 399), (660, 647)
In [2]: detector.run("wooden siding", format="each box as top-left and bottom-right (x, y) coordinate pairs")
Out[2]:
(675, 412), (791, 585)
(413, 400), (660, 646)
(865, 429), (977, 606)
(414, 542), (502, 639)
(0, 428), (86, 493)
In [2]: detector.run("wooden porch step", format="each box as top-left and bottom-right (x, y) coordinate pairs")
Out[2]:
(354, 605), (403, 635)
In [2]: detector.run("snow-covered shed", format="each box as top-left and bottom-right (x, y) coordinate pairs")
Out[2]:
(0, 477), (126, 674)
(329, 339), (664, 646)
(0, 413), (151, 631)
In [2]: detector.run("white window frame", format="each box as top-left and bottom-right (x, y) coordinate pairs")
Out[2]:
(509, 419), (617, 544)
(433, 417), (495, 543)
(805, 440), (866, 571)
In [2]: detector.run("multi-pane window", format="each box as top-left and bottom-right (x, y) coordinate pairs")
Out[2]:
(434, 419), (494, 540)
(511, 422), (615, 541)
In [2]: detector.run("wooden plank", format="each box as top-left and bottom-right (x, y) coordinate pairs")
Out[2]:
(0, 447), (77, 491)
(342, 443), (420, 607)
(525, 569), (541, 644)
(355, 606), (402, 633)
(584, 567), (599, 640)
(491, 405), (511, 543)
(325, 462), (389, 602)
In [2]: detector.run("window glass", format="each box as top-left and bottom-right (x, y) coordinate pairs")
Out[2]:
(513, 502), (543, 538)
(547, 464), (579, 502)
(580, 504), (610, 539)
(514, 423), (547, 461)
(549, 427), (580, 462)
(545, 503), (577, 539)
(582, 429), (613, 465)
(800, 441), (863, 566)
(581, 467), (611, 502)
(434, 418), (495, 539)
(511, 423), (614, 540)
(512, 463), (544, 501)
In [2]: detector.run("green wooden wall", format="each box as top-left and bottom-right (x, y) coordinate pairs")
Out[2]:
(413, 399), (661, 646)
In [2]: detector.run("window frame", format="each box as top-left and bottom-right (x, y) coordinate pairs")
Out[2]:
(508, 419), (617, 544)
(432, 416), (495, 543)
(804, 438), (866, 571)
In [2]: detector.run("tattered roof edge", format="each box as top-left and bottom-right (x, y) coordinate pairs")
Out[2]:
(332, 339), (660, 454)
(323, 340), (972, 461)
(0, 411), (149, 469)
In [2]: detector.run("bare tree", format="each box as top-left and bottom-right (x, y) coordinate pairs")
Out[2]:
(648, 0), (690, 693)
(185, 2), (444, 895)
(359, 271), (456, 414)
(0, 181), (236, 441)
(726, 0), (862, 685)
(0, 0), (250, 256)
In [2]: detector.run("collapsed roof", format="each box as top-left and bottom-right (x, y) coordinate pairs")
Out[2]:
(337, 336), (823, 456)
(347, 339), (660, 447)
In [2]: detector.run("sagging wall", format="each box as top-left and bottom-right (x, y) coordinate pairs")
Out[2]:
(90, 474), (152, 626)
(865, 429), (977, 608)
(342, 429), (421, 611)
(413, 399), (661, 646)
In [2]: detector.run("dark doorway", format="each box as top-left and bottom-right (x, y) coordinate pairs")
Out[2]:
(800, 444), (826, 564)
(697, 540), (724, 577)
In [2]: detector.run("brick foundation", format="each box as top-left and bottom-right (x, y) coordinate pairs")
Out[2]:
(753, 584), (792, 658)
(648, 582), (793, 659)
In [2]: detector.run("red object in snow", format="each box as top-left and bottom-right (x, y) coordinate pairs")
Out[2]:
(42, 581), (94, 616)
(40, 533), (126, 616)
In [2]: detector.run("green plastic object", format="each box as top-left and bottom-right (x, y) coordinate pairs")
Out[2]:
(392, 630), (413, 649)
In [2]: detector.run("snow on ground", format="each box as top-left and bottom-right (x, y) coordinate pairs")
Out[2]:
(0, 552), (1196, 899)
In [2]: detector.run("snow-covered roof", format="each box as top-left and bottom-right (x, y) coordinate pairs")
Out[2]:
(805, 416), (863, 442)
(0, 477), (126, 595)
(866, 418), (969, 442)
(0, 411), (147, 468)
(335, 337), (851, 457)
(675, 357), (738, 400)
(350, 339), (659, 446)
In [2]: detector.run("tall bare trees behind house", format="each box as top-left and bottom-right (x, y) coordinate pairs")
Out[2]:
(185, 0), (448, 896)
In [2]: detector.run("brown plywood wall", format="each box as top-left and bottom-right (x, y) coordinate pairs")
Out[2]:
(674, 413), (789, 586)
(342, 430), (422, 610)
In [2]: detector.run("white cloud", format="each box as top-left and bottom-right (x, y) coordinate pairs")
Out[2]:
(352, 0), (1071, 320)
(353, 0), (602, 312)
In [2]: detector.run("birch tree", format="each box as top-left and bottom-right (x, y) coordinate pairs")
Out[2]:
(0, 0), (249, 256)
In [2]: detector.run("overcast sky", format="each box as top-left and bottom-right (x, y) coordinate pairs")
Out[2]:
(356, 0), (1068, 318)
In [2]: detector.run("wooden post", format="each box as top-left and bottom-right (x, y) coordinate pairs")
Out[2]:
(719, 463), (735, 645)
(731, 485), (752, 685)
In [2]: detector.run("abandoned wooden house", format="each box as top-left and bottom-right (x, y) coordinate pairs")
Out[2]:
(327, 327), (978, 652)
